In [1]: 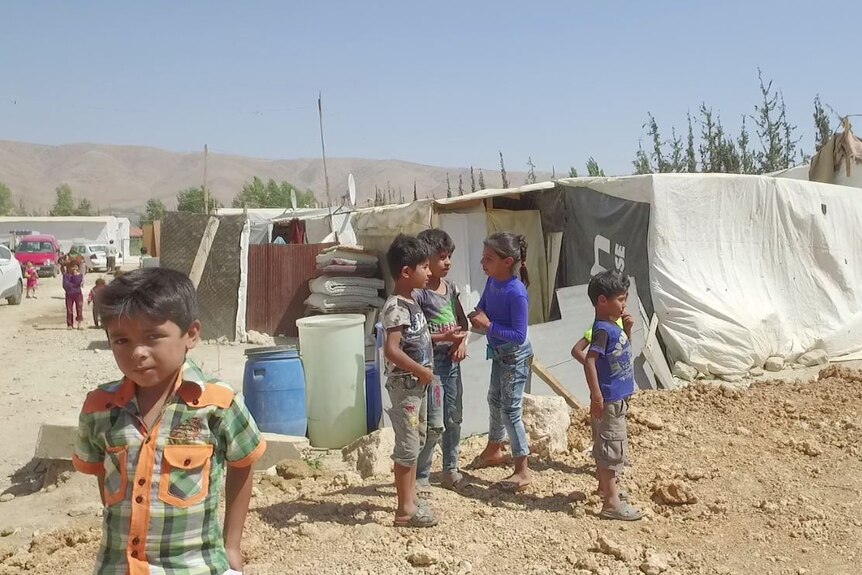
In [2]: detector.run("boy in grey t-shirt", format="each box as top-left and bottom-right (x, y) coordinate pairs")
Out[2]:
(414, 229), (471, 493)
(382, 234), (438, 528)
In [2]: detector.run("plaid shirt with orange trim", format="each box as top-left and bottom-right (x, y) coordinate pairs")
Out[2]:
(74, 360), (266, 575)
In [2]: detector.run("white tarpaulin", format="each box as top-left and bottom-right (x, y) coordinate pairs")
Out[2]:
(634, 174), (862, 375)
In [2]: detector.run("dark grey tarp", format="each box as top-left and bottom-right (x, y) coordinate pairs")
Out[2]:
(555, 185), (653, 317)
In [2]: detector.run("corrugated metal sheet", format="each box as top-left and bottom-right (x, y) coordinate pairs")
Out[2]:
(246, 243), (336, 337)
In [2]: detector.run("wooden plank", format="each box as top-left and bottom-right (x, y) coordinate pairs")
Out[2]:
(188, 216), (220, 289)
(531, 358), (583, 410)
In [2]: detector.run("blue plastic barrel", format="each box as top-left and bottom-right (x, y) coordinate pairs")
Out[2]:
(243, 346), (307, 437)
(365, 362), (382, 433)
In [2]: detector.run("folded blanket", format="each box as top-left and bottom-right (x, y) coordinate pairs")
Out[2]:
(310, 276), (384, 291)
(316, 263), (379, 278)
(309, 277), (381, 299)
(317, 246), (379, 267)
(305, 292), (385, 310)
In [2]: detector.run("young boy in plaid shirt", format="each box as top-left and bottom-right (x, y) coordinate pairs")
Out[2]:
(73, 268), (266, 575)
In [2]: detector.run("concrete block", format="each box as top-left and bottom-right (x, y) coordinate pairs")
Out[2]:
(34, 422), (308, 470)
(35, 419), (78, 460)
(798, 349), (828, 367)
(255, 433), (309, 470)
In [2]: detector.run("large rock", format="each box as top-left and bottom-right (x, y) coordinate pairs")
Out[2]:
(342, 428), (395, 478)
(522, 394), (571, 456)
(798, 349), (828, 367)
(764, 356), (785, 372)
(672, 362), (698, 382)
(596, 534), (639, 563)
(640, 551), (673, 575)
(245, 330), (275, 346)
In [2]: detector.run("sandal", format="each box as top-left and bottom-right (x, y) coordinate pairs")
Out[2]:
(597, 489), (630, 502)
(416, 478), (433, 497)
(394, 505), (439, 528)
(441, 471), (472, 493)
(492, 480), (531, 493)
(599, 502), (645, 521)
(468, 455), (511, 469)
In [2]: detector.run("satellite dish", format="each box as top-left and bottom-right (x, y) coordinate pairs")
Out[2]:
(290, 188), (297, 210)
(348, 174), (356, 206)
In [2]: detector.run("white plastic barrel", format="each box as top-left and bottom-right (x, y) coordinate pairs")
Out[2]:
(296, 314), (367, 448)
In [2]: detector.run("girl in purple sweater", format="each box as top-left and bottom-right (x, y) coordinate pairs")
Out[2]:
(63, 263), (85, 330)
(469, 232), (533, 492)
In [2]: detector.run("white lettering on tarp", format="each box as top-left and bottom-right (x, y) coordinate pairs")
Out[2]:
(591, 234), (626, 275)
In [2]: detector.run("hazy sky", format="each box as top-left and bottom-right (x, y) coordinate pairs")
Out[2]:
(2, 1), (860, 175)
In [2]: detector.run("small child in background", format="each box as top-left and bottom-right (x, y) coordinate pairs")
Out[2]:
(382, 234), (438, 528)
(582, 270), (644, 521)
(25, 262), (39, 298)
(414, 229), (470, 494)
(88, 278), (107, 328)
(63, 263), (85, 330)
(470, 232), (534, 493)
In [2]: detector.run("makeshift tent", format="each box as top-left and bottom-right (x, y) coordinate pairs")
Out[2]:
(213, 207), (357, 245)
(0, 216), (132, 255)
(357, 173), (862, 376)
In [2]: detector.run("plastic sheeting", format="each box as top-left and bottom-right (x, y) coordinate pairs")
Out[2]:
(643, 175), (862, 375)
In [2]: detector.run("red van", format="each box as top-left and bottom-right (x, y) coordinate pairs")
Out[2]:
(14, 234), (61, 277)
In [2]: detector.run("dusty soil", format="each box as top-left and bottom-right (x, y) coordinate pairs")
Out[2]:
(2, 274), (861, 574)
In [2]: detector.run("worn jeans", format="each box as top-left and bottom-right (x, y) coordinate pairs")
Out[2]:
(65, 293), (83, 327)
(488, 340), (533, 458)
(385, 374), (428, 467)
(416, 352), (464, 480)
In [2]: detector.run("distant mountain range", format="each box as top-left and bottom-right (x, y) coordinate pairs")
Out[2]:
(0, 140), (551, 216)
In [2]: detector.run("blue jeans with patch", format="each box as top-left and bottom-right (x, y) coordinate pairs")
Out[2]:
(416, 351), (463, 480)
(488, 340), (533, 458)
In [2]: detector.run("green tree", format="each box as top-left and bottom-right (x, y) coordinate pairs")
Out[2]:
(685, 114), (697, 172)
(499, 151), (509, 189)
(478, 169), (486, 190)
(813, 95), (832, 152)
(232, 177), (315, 209)
(586, 157), (605, 177)
(446, 173), (452, 198)
(74, 198), (95, 216)
(177, 186), (222, 213)
(632, 143), (651, 175)
(413, 180), (418, 202)
(753, 68), (798, 173)
(458, 174), (464, 196)
(470, 167), (477, 193)
(525, 156), (537, 184)
(50, 184), (75, 216)
(143, 198), (166, 224)
(568, 166), (579, 177)
(0, 183), (12, 216)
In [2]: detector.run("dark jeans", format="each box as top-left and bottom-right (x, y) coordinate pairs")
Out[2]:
(66, 293), (83, 327)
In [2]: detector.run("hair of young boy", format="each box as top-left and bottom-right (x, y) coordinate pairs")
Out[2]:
(95, 278), (107, 286)
(484, 232), (530, 287)
(417, 228), (456, 255)
(386, 234), (432, 280)
(98, 268), (199, 331)
(587, 270), (630, 306)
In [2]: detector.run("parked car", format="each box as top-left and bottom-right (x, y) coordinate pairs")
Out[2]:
(0, 244), (23, 305)
(69, 243), (125, 273)
(13, 235), (61, 277)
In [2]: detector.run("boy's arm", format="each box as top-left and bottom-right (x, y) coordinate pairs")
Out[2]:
(384, 328), (433, 384)
(584, 352), (604, 419)
(219, 394), (267, 572)
(223, 465), (254, 571)
(571, 337), (589, 365)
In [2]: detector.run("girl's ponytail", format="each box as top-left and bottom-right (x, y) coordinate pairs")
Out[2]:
(517, 234), (530, 288)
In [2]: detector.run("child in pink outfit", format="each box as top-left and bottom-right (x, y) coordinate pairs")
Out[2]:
(25, 262), (39, 298)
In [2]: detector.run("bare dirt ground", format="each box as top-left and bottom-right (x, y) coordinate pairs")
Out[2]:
(2, 274), (862, 575)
